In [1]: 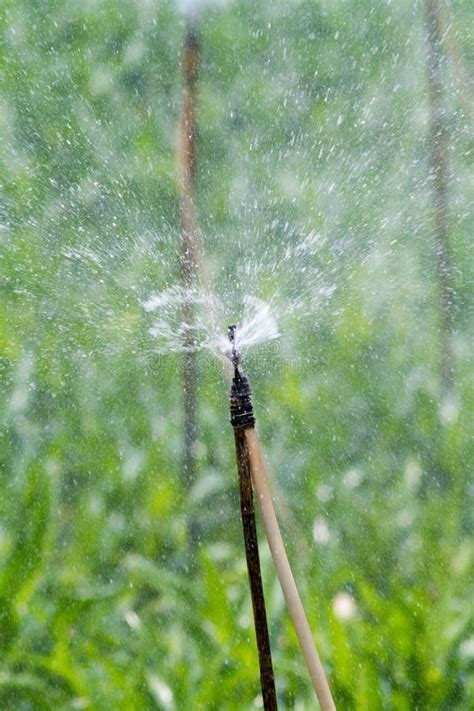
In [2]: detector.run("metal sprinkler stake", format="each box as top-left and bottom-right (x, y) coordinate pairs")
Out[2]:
(228, 325), (278, 711)
(227, 326), (336, 711)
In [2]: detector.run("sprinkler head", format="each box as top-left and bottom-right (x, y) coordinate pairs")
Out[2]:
(228, 324), (255, 428)
(227, 324), (241, 370)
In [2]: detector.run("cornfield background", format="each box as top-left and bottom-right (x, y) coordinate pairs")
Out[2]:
(1, 0), (473, 708)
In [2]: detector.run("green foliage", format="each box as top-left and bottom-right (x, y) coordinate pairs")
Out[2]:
(1, 0), (473, 709)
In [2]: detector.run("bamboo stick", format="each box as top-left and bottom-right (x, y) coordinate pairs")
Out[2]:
(246, 428), (336, 711)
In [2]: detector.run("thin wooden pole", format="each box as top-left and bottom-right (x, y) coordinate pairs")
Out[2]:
(178, 25), (200, 497)
(424, 0), (454, 392)
(438, 0), (474, 127)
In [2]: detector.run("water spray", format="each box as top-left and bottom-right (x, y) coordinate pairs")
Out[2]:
(228, 326), (336, 711)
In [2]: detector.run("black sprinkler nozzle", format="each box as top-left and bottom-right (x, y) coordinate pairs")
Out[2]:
(228, 325), (255, 429)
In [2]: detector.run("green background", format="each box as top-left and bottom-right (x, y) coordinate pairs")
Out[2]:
(1, 0), (473, 708)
